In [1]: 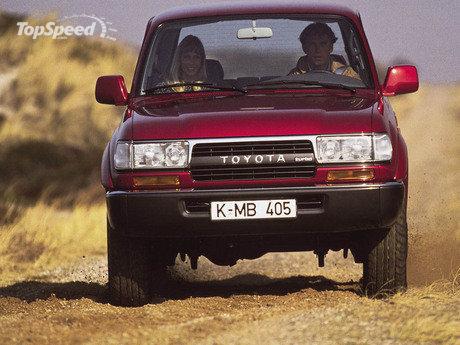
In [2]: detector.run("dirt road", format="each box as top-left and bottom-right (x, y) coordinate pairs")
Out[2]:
(0, 85), (459, 344)
(1, 253), (458, 345)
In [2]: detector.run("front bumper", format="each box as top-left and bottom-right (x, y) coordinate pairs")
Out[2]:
(107, 182), (404, 238)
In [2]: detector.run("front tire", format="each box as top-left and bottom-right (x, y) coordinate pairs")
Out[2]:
(362, 208), (408, 297)
(107, 220), (168, 307)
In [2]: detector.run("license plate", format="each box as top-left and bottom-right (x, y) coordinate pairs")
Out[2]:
(210, 199), (297, 221)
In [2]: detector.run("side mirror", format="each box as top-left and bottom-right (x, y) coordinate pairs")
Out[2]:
(95, 75), (128, 105)
(382, 65), (419, 96)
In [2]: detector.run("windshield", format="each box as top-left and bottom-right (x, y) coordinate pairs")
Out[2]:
(139, 15), (373, 95)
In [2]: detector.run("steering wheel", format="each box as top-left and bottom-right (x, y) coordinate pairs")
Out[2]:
(307, 69), (340, 76)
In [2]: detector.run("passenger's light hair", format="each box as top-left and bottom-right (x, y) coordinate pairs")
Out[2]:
(169, 35), (207, 82)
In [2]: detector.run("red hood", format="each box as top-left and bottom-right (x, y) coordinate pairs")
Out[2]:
(128, 92), (377, 140)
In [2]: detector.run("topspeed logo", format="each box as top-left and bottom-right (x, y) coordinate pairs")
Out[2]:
(17, 14), (117, 40)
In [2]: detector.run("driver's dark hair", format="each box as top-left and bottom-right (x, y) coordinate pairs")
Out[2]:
(299, 22), (338, 45)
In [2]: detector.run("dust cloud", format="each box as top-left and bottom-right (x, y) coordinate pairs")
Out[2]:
(395, 85), (460, 285)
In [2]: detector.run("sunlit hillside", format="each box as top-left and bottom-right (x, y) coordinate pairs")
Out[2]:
(0, 11), (136, 280)
(0, 12), (137, 207)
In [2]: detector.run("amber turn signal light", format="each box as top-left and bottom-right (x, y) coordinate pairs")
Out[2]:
(326, 169), (374, 182)
(133, 176), (180, 188)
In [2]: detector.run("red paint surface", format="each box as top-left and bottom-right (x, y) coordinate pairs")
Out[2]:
(95, 75), (128, 106)
(382, 65), (419, 96)
(128, 92), (376, 140)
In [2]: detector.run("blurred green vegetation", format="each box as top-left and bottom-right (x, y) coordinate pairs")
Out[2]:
(0, 11), (137, 210)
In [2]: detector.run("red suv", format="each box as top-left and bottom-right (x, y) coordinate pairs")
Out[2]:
(96, 3), (418, 306)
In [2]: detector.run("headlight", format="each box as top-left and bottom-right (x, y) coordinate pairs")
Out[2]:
(114, 141), (189, 169)
(165, 142), (188, 166)
(114, 142), (132, 169)
(316, 134), (392, 163)
(373, 134), (392, 161)
(134, 144), (166, 168)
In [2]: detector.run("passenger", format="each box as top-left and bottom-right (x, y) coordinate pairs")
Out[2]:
(168, 35), (207, 92)
(289, 22), (360, 79)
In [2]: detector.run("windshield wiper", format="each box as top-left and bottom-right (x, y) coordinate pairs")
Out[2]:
(246, 80), (356, 92)
(143, 82), (247, 95)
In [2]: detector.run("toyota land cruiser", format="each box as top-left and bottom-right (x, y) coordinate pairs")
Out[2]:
(96, 3), (418, 306)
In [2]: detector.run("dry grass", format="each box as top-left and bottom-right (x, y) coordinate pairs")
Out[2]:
(387, 274), (460, 345)
(0, 201), (106, 285)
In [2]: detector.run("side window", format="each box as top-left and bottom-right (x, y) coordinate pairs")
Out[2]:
(340, 23), (373, 86)
(328, 22), (349, 65)
(141, 28), (179, 90)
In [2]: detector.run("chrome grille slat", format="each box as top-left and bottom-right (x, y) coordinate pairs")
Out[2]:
(191, 165), (314, 172)
(192, 140), (313, 157)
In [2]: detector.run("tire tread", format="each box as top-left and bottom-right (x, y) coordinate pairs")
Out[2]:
(363, 208), (408, 297)
(107, 221), (153, 307)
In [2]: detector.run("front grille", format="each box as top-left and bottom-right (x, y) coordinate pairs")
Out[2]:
(296, 195), (324, 210)
(191, 165), (315, 181)
(192, 140), (313, 157)
(183, 200), (210, 214)
(190, 140), (316, 181)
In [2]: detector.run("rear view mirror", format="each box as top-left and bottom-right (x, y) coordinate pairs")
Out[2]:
(382, 65), (419, 96)
(95, 75), (128, 105)
(237, 20), (273, 39)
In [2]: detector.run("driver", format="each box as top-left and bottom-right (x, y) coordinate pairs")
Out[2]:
(169, 35), (207, 92)
(289, 22), (360, 79)
(154, 35), (208, 93)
